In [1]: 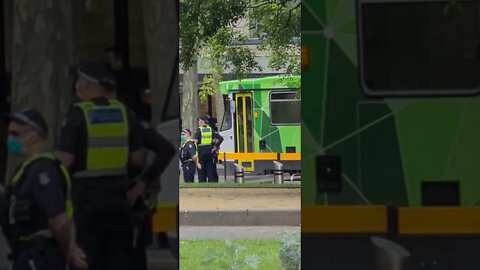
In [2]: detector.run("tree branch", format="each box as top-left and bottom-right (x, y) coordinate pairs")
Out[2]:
(286, 2), (300, 27)
(248, 0), (277, 9)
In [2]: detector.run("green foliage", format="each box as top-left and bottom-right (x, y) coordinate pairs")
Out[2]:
(181, 0), (300, 81)
(202, 25), (261, 81)
(199, 75), (216, 103)
(180, 0), (248, 69)
(278, 231), (301, 270)
(180, 239), (280, 270)
(249, 0), (301, 77)
(202, 240), (259, 270)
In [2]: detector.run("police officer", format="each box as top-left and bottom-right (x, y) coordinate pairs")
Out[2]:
(55, 61), (145, 270)
(103, 78), (176, 269)
(3, 109), (87, 270)
(180, 128), (201, 183)
(194, 116), (223, 182)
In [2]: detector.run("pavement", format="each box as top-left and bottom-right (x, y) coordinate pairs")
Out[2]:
(180, 163), (301, 227)
(179, 209), (300, 226)
(147, 249), (178, 270)
(181, 167), (301, 226)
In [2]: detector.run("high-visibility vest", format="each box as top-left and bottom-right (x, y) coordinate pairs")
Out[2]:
(180, 139), (197, 162)
(7, 153), (73, 242)
(74, 100), (129, 178)
(198, 126), (213, 146)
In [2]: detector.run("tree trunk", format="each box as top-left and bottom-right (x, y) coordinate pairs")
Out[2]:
(8, 0), (73, 177)
(143, 0), (178, 126)
(182, 60), (198, 131)
(212, 66), (224, 130)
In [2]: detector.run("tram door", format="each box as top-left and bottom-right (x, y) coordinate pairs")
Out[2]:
(234, 93), (254, 172)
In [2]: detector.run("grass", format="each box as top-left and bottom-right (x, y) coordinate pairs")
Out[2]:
(180, 182), (300, 188)
(179, 239), (280, 270)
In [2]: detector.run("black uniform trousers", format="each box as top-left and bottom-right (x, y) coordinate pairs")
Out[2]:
(73, 177), (133, 270)
(12, 242), (65, 270)
(213, 153), (219, 181)
(197, 146), (216, 182)
(182, 161), (196, 183)
(129, 199), (153, 270)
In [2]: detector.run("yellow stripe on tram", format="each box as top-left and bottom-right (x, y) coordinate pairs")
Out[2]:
(152, 203), (177, 233)
(220, 152), (301, 161)
(302, 206), (480, 235)
(222, 152), (277, 160)
(279, 153), (301, 161)
(398, 207), (480, 235)
(302, 206), (388, 234)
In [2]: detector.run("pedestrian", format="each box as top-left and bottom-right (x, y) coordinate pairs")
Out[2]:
(55, 61), (145, 270)
(103, 79), (176, 268)
(105, 47), (143, 117)
(194, 116), (223, 183)
(180, 128), (201, 183)
(205, 113), (217, 132)
(2, 108), (87, 270)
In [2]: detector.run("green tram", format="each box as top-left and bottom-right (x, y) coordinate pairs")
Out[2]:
(218, 75), (301, 175)
(303, 0), (480, 268)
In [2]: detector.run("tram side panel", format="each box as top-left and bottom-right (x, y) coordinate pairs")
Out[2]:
(302, 0), (480, 269)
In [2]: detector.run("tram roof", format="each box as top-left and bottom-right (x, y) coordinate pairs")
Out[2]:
(219, 75), (300, 95)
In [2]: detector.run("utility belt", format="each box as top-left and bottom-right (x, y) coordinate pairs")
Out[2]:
(72, 174), (129, 186)
(181, 159), (193, 166)
(10, 236), (56, 260)
(198, 144), (212, 150)
(72, 177), (132, 228)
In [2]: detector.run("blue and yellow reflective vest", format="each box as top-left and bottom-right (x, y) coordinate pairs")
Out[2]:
(74, 100), (129, 178)
(198, 126), (213, 146)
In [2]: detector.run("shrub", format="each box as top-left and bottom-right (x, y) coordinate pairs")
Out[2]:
(278, 231), (301, 270)
(202, 240), (259, 270)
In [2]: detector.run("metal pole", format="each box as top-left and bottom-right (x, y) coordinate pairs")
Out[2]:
(233, 163), (244, 184)
(290, 173), (300, 182)
(273, 161), (283, 184)
(224, 153), (227, 182)
(371, 237), (410, 270)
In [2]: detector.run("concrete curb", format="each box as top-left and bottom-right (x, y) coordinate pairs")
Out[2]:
(179, 209), (300, 226)
(147, 250), (178, 270)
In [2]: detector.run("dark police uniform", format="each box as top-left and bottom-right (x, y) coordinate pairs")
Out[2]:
(57, 97), (143, 270)
(194, 125), (223, 182)
(180, 139), (197, 183)
(4, 154), (71, 270)
(129, 120), (175, 270)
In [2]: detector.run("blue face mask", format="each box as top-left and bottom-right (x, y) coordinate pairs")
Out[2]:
(181, 135), (186, 141)
(7, 137), (23, 156)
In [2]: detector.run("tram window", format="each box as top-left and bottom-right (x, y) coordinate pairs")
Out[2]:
(358, 0), (480, 96)
(221, 98), (233, 131)
(270, 91), (300, 125)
